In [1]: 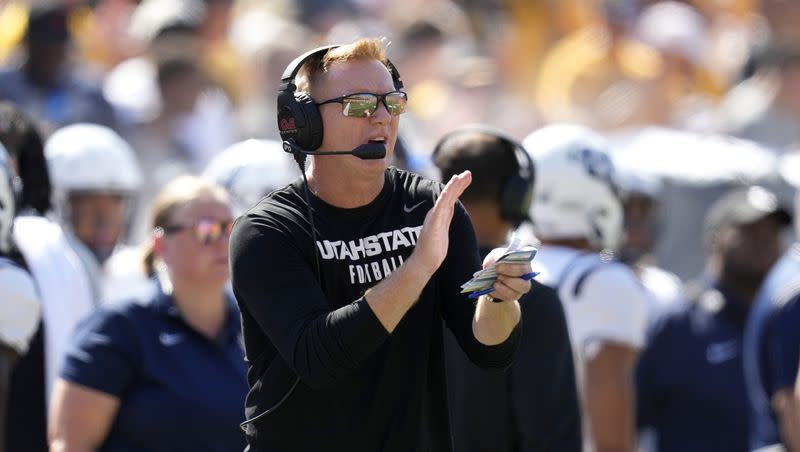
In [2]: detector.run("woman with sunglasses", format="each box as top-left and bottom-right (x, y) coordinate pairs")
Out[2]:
(48, 175), (247, 452)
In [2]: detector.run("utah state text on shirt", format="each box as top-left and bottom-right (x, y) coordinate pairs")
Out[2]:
(316, 226), (423, 285)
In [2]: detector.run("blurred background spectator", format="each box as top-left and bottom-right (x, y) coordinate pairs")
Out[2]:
(744, 188), (800, 451)
(433, 127), (582, 451)
(0, 141), (41, 452)
(522, 123), (648, 452)
(0, 3), (116, 135)
(635, 185), (791, 452)
(48, 175), (247, 451)
(44, 123), (149, 304)
(201, 138), (299, 215)
(615, 168), (687, 331)
(1, 101), (94, 452)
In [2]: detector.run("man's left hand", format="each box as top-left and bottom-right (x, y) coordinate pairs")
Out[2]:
(481, 248), (533, 302)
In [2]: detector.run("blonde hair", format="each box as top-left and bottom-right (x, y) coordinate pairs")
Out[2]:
(296, 37), (390, 94)
(142, 175), (229, 276)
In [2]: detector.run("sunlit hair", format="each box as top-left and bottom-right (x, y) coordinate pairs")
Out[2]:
(296, 37), (390, 95)
(143, 175), (229, 276)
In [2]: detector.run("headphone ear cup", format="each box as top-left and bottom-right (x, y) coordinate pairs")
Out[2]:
(499, 142), (535, 225)
(294, 92), (323, 150)
(277, 90), (324, 151)
(500, 176), (532, 224)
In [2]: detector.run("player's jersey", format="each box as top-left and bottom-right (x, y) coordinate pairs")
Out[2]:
(533, 245), (648, 362)
(532, 245), (648, 451)
(12, 215), (94, 401)
(64, 233), (153, 307)
(102, 245), (152, 305)
(638, 264), (686, 330)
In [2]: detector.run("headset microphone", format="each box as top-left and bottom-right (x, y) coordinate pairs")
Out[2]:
(347, 143), (386, 159)
(282, 140), (387, 160)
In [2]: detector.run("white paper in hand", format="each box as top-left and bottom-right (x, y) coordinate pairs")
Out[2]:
(460, 234), (537, 297)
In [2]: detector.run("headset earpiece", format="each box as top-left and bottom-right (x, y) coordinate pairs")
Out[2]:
(500, 139), (535, 225)
(433, 126), (535, 225)
(277, 87), (324, 152)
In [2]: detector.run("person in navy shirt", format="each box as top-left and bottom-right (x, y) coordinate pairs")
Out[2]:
(753, 282), (800, 451)
(48, 176), (248, 451)
(744, 190), (800, 451)
(635, 186), (790, 452)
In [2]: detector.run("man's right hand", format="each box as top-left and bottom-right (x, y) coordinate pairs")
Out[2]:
(410, 171), (472, 276)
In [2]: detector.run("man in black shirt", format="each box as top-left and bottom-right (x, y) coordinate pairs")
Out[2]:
(230, 39), (531, 451)
(434, 126), (582, 451)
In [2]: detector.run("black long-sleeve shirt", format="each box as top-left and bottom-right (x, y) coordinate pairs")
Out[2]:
(230, 167), (521, 452)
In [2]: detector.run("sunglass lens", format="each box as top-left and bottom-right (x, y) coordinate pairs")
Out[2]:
(385, 92), (407, 116)
(195, 221), (218, 245)
(194, 220), (234, 245)
(342, 94), (377, 117)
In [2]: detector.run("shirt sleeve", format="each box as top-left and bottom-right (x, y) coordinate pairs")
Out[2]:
(764, 294), (800, 396)
(511, 283), (582, 451)
(59, 307), (140, 397)
(438, 201), (521, 369)
(229, 212), (390, 390)
(568, 263), (648, 355)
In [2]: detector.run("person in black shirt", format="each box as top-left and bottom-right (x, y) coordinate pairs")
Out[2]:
(229, 38), (531, 451)
(433, 126), (582, 452)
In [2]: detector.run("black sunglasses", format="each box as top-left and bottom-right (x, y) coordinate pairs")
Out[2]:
(163, 219), (234, 245)
(316, 90), (408, 118)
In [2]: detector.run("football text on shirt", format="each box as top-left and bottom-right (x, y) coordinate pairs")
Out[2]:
(316, 226), (423, 284)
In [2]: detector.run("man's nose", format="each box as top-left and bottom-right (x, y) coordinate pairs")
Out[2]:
(369, 100), (392, 123)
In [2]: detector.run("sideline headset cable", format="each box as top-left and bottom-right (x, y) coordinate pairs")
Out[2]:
(239, 155), (317, 431)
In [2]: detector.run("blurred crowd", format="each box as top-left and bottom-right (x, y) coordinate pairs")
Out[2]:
(1, 0), (800, 451)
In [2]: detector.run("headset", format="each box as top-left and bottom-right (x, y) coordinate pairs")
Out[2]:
(433, 125), (535, 225)
(277, 44), (404, 156)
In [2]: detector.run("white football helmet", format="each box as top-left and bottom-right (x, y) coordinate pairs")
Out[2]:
(0, 142), (16, 254)
(523, 123), (623, 251)
(45, 124), (143, 196)
(202, 139), (300, 215)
